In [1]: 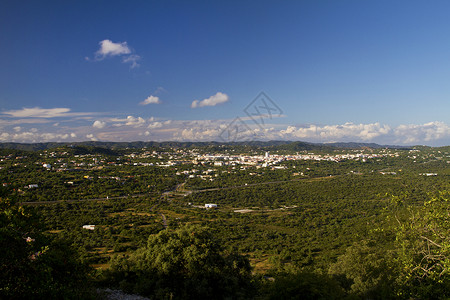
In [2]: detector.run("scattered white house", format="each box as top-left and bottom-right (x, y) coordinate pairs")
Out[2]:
(43, 163), (51, 169)
(82, 225), (95, 230)
(27, 184), (39, 189)
(205, 203), (217, 209)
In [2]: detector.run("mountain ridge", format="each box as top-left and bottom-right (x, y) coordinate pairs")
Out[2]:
(0, 140), (414, 152)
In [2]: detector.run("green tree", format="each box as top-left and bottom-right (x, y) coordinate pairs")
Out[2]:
(107, 224), (254, 299)
(393, 190), (450, 298)
(328, 240), (397, 299)
(0, 198), (94, 299)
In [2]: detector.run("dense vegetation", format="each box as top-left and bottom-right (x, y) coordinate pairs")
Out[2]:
(0, 143), (448, 299)
(0, 199), (94, 299)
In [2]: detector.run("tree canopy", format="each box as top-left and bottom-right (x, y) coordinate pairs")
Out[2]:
(106, 225), (254, 299)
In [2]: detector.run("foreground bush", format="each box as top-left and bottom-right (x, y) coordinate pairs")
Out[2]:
(0, 198), (94, 299)
(105, 224), (255, 299)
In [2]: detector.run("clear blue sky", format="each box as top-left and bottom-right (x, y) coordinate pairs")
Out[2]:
(1, 0), (449, 145)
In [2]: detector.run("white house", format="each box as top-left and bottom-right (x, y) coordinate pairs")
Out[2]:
(82, 225), (95, 230)
(205, 203), (217, 209)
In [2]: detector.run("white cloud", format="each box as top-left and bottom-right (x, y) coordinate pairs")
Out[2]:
(279, 122), (392, 141)
(110, 116), (145, 127)
(93, 120), (106, 129)
(168, 120), (450, 145)
(4, 107), (68, 118)
(191, 92), (229, 108)
(93, 39), (141, 68)
(0, 133), (10, 141)
(96, 40), (131, 58)
(2, 107), (94, 119)
(126, 116), (145, 127)
(276, 122), (450, 145)
(0, 130), (78, 143)
(122, 54), (141, 69)
(86, 134), (98, 141)
(147, 121), (163, 129)
(393, 121), (450, 144)
(110, 116), (146, 127)
(0, 113), (448, 146)
(140, 95), (161, 105)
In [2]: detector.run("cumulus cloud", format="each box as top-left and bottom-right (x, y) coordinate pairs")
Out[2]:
(171, 119), (260, 142)
(0, 130), (79, 143)
(86, 134), (98, 141)
(167, 120), (450, 145)
(93, 39), (141, 68)
(0, 133), (10, 141)
(276, 122), (450, 145)
(393, 121), (450, 144)
(279, 123), (378, 143)
(279, 122), (392, 141)
(96, 40), (131, 58)
(147, 121), (163, 129)
(0, 113), (448, 146)
(93, 120), (106, 129)
(125, 116), (145, 127)
(191, 92), (229, 108)
(111, 116), (146, 127)
(140, 95), (161, 105)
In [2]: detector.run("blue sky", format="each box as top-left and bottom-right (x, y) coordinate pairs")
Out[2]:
(1, 0), (449, 145)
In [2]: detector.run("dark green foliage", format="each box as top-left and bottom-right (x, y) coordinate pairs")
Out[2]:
(0, 198), (94, 299)
(264, 272), (345, 300)
(389, 190), (450, 299)
(328, 240), (398, 299)
(105, 225), (254, 299)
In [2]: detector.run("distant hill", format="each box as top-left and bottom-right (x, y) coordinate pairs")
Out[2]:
(324, 142), (410, 149)
(0, 142), (64, 151)
(0, 140), (413, 152)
